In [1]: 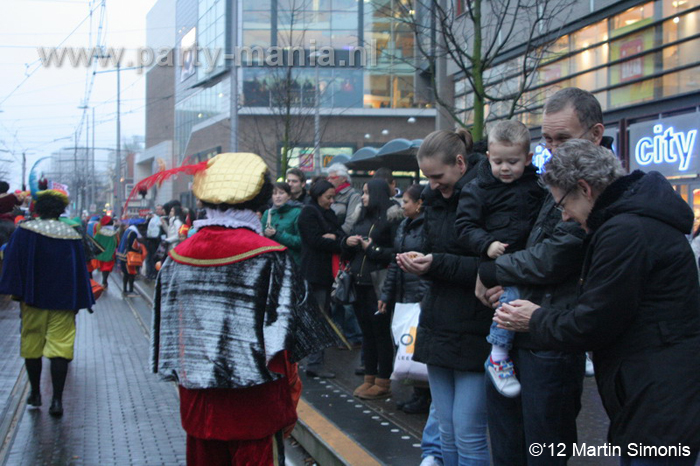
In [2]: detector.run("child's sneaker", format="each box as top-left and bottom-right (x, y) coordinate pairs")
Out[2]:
(485, 356), (521, 398)
(585, 353), (595, 377)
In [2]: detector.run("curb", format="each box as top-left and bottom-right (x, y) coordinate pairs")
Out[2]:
(292, 399), (382, 466)
(0, 370), (28, 466)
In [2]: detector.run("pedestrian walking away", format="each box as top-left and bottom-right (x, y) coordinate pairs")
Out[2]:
(151, 152), (341, 466)
(0, 189), (95, 417)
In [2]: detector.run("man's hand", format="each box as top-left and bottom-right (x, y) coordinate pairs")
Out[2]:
(322, 233), (336, 240)
(377, 300), (387, 314)
(264, 227), (276, 238)
(476, 274), (504, 308)
(494, 300), (540, 332)
(487, 241), (508, 259)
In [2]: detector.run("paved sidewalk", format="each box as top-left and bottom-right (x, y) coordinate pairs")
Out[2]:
(0, 296), (23, 411)
(3, 281), (186, 466)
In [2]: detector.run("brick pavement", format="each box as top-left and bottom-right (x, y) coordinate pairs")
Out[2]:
(0, 295), (23, 430)
(4, 282), (186, 466)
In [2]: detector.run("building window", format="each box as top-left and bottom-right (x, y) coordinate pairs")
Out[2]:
(611, 2), (654, 37)
(197, 0), (228, 82)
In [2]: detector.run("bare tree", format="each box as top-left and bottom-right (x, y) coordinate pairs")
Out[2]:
(238, 0), (362, 175)
(390, 0), (575, 140)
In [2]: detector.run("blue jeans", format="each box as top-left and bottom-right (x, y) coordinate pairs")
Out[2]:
(421, 402), (443, 463)
(486, 348), (585, 466)
(331, 302), (363, 344)
(428, 365), (489, 466)
(619, 451), (698, 466)
(486, 286), (518, 350)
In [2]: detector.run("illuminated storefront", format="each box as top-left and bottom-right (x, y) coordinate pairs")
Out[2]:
(628, 111), (700, 221)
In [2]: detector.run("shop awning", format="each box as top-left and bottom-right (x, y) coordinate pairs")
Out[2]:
(346, 138), (422, 172)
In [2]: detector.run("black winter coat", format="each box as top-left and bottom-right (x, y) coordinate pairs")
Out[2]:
(456, 159), (546, 257)
(298, 201), (344, 287)
(379, 214), (430, 304)
(413, 155), (493, 372)
(530, 171), (700, 451)
(342, 204), (403, 287)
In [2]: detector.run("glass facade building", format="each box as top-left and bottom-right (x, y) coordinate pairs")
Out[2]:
(240, 0), (418, 109)
(455, 0), (700, 128)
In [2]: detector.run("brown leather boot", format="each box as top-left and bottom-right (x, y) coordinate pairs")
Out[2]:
(357, 378), (392, 400)
(353, 375), (375, 397)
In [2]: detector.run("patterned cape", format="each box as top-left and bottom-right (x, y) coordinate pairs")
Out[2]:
(151, 226), (341, 389)
(0, 219), (94, 311)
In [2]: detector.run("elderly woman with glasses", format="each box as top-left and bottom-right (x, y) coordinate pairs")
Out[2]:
(495, 139), (700, 466)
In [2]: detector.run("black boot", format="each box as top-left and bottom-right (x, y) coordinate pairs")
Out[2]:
(122, 273), (129, 296)
(402, 387), (431, 415)
(25, 358), (42, 408)
(128, 275), (135, 293)
(49, 357), (69, 417)
(102, 271), (109, 289)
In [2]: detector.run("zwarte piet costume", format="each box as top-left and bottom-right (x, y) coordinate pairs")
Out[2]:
(0, 190), (95, 417)
(150, 153), (340, 465)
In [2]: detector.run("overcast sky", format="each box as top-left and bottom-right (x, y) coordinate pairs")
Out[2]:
(0, 0), (158, 189)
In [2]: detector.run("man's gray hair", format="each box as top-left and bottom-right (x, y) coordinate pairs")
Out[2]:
(542, 139), (624, 194)
(326, 163), (351, 181)
(544, 87), (603, 133)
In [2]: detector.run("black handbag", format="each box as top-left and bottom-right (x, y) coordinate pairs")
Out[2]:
(331, 268), (356, 304)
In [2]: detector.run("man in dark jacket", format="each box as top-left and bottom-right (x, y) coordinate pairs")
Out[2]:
(286, 168), (310, 205)
(477, 87), (611, 465)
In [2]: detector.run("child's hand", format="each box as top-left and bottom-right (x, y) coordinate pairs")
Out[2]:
(487, 241), (508, 259)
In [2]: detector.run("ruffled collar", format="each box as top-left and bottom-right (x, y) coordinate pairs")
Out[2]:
(192, 208), (262, 234)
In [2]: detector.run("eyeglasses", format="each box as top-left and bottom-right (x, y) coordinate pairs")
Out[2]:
(539, 124), (595, 151)
(554, 187), (574, 213)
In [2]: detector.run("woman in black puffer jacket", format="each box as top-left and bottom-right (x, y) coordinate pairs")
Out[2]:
(342, 178), (403, 400)
(379, 184), (430, 309)
(378, 184), (431, 414)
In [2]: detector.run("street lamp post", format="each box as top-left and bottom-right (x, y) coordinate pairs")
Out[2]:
(116, 62), (122, 217)
(311, 51), (322, 175)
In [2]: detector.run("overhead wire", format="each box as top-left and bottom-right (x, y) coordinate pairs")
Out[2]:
(0, 0), (104, 108)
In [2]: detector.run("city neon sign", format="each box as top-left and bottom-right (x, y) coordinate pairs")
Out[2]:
(635, 124), (697, 172)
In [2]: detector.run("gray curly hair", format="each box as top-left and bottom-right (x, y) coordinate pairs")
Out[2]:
(542, 139), (624, 193)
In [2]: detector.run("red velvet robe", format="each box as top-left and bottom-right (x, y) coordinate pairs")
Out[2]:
(167, 227), (303, 464)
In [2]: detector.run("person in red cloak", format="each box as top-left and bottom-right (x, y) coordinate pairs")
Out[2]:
(150, 153), (341, 465)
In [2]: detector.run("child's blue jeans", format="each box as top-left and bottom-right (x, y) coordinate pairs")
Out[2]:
(486, 286), (519, 350)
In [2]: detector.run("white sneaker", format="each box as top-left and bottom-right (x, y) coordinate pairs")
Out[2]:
(420, 455), (442, 466)
(485, 356), (521, 398)
(585, 353), (595, 377)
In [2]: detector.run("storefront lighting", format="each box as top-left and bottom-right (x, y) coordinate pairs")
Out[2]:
(673, 16), (680, 23)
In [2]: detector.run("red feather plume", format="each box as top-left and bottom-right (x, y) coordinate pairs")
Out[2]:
(122, 160), (209, 216)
